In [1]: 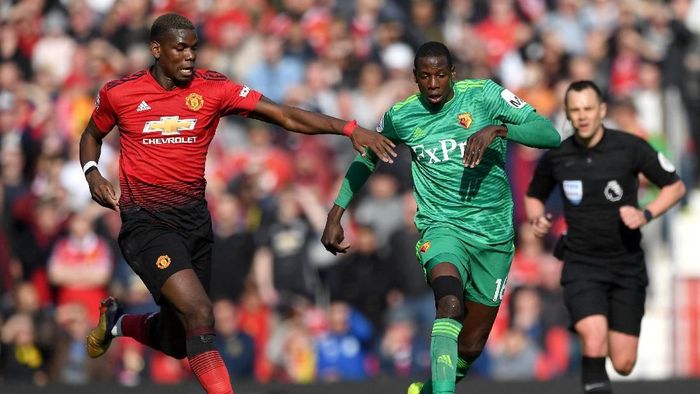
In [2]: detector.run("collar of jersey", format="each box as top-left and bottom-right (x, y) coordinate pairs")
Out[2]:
(572, 127), (609, 151)
(146, 67), (192, 92)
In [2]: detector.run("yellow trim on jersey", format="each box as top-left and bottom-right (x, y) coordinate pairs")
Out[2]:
(392, 94), (420, 112)
(455, 79), (486, 93)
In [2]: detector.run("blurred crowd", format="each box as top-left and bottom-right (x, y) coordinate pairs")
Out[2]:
(1, 0), (699, 387)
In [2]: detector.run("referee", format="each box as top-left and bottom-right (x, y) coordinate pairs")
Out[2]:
(525, 80), (685, 393)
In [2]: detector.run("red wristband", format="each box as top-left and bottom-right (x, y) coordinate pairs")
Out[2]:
(342, 120), (358, 137)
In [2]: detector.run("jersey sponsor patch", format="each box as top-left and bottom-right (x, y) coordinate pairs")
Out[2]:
(143, 116), (196, 136)
(239, 85), (250, 98)
(563, 180), (583, 205)
(500, 89), (526, 109)
(658, 152), (676, 172)
(95, 93), (100, 109)
(604, 180), (623, 202)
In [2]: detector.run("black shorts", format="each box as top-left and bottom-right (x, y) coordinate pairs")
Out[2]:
(118, 206), (213, 304)
(561, 250), (647, 336)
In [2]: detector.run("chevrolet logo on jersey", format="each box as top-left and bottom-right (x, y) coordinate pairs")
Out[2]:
(143, 116), (196, 135)
(142, 116), (198, 145)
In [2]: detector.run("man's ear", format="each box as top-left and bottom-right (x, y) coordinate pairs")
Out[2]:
(150, 41), (161, 60)
(451, 65), (456, 79)
(413, 68), (417, 84)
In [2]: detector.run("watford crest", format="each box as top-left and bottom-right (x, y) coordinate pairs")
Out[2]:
(458, 113), (472, 129)
(185, 93), (204, 111)
(420, 241), (431, 254)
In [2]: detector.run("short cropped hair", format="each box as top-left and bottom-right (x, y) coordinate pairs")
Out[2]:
(565, 80), (604, 103)
(414, 41), (453, 69)
(150, 13), (195, 42)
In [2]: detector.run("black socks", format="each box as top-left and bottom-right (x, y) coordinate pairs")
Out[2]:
(581, 356), (612, 393)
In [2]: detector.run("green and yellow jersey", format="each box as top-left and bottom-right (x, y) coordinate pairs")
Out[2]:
(336, 79), (560, 245)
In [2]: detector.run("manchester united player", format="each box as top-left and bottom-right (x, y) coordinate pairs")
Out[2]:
(79, 13), (396, 394)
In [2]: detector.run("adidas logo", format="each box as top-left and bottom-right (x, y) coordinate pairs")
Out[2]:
(136, 101), (151, 112)
(437, 354), (452, 368)
(413, 127), (426, 138)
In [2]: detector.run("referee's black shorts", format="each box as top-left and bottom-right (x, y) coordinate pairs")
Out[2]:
(561, 250), (648, 336)
(118, 206), (213, 304)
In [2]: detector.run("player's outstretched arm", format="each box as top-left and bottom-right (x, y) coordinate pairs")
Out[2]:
(249, 95), (396, 163)
(322, 204), (350, 255)
(503, 111), (561, 149)
(79, 118), (119, 212)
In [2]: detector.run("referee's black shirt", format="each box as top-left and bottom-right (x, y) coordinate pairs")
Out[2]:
(527, 129), (680, 258)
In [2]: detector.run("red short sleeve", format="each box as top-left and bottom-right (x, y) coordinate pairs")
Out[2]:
(220, 81), (262, 117)
(91, 85), (118, 133)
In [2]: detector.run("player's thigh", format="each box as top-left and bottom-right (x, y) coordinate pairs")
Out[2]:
(417, 228), (469, 289)
(463, 240), (514, 307)
(118, 222), (193, 305)
(187, 220), (214, 296)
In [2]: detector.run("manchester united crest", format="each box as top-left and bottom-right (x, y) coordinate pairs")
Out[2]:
(185, 93), (204, 111)
(156, 255), (171, 269)
(458, 113), (472, 129)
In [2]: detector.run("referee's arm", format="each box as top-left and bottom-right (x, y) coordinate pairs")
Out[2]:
(525, 152), (557, 238)
(525, 196), (552, 238)
(642, 179), (686, 221)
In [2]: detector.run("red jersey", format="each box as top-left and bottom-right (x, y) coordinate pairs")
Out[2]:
(91, 69), (261, 220)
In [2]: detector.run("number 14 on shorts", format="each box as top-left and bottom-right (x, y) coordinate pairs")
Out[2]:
(493, 278), (507, 302)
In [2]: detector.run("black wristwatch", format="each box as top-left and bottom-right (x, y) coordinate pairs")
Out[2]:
(643, 209), (654, 222)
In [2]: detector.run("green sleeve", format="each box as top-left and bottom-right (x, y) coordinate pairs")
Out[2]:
(505, 110), (561, 148)
(480, 80), (560, 148)
(334, 154), (378, 208)
(334, 111), (400, 208)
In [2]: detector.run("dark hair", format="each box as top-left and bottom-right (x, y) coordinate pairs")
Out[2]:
(565, 80), (603, 103)
(414, 41), (453, 69)
(150, 13), (195, 42)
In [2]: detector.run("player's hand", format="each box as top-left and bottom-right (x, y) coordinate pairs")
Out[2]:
(529, 213), (552, 238)
(619, 205), (646, 229)
(86, 171), (119, 212)
(321, 219), (350, 255)
(463, 125), (507, 168)
(350, 127), (397, 163)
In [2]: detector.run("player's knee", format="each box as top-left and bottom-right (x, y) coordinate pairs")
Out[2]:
(432, 275), (464, 321)
(577, 324), (608, 354)
(612, 356), (636, 376)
